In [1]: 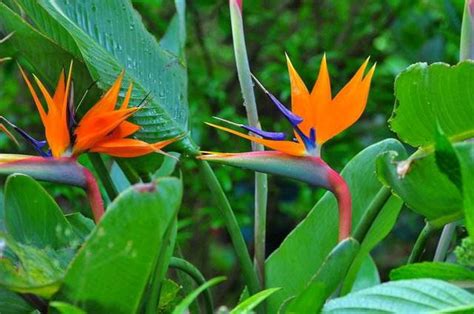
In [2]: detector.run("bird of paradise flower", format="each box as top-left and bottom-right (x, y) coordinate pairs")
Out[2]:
(200, 55), (375, 240)
(0, 64), (179, 222)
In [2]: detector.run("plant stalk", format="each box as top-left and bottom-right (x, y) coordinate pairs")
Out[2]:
(229, 0), (268, 285)
(115, 158), (141, 184)
(353, 187), (392, 243)
(82, 167), (104, 223)
(326, 167), (352, 241)
(199, 160), (260, 296)
(407, 222), (434, 264)
(88, 153), (118, 201)
(460, 0), (474, 60)
(434, 222), (457, 261)
(170, 257), (214, 314)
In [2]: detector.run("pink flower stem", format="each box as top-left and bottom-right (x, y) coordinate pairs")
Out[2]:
(326, 167), (352, 241)
(83, 167), (104, 223)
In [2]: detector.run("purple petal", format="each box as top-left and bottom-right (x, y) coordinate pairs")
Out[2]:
(1, 117), (49, 157)
(252, 74), (303, 126)
(241, 125), (286, 140)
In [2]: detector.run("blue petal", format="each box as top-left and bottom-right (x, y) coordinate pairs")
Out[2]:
(252, 74), (303, 127)
(241, 125), (286, 140)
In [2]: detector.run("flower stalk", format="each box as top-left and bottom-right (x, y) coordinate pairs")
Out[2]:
(0, 154), (104, 222)
(229, 0), (268, 284)
(200, 151), (353, 240)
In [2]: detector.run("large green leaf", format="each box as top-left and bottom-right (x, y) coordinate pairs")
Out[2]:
(377, 142), (473, 227)
(0, 3), (97, 101)
(391, 61), (474, 147)
(323, 279), (474, 313)
(390, 262), (474, 283)
(54, 177), (182, 313)
(265, 139), (405, 313)
(0, 235), (70, 298)
(350, 256), (380, 292)
(4, 174), (79, 249)
(0, 286), (35, 314)
(15, 0), (195, 153)
(284, 238), (360, 313)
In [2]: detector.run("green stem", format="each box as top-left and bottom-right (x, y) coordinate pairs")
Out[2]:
(229, 0), (268, 284)
(88, 153), (118, 201)
(460, 0), (474, 60)
(170, 257), (214, 314)
(407, 222), (434, 264)
(146, 221), (177, 314)
(199, 160), (260, 296)
(353, 187), (392, 243)
(434, 222), (457, 261)
(115, 158), (141, 184)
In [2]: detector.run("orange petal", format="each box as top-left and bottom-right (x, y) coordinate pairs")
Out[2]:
(107, 120), (141, 139)
(74, 108), (138, 153)
(52, 70), (66, 108)
(120, 83), (133, 110)
(311, 54), (332, 129)
(316, 60), (375, 144)
(82, 71), (125, 120)
(89, 137), (178, 158)
(33, 74), (70, 157)
(286, 54), (311, 138)
(19, 67), (47, 126)
(207, 122), (306, 156)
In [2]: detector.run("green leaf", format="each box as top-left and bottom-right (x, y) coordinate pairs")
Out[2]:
(0, 191), (5, 233)
(0, 286), (35, 314)
(459, 144), (474, 239)
(54, 177), (182, 313)
(377, 142), (474, 227)
(0, 3), (97, 102)
(284, 238), (360, 313)
(350, 255), (380, 292)
(391, 61), (474, 148)
(390, 262), (474, 282)
(0, 235), (70, 298)
(172, 277), (226, 314)
(323, 279), (474, 313)
(265, 139), (405, 313)
(435, 125), (463, 192)
(230, 288), (281, 314)
(64, 213), (95, 242)
(4, 174), (79, 249)
(49, 302), (86, 314)
(157, 279), (183, 314)
(16, 0), (196, 153)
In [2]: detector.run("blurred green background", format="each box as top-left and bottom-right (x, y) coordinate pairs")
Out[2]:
(0, 0), (465, 306)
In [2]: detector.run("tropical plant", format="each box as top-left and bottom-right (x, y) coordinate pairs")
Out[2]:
(0, 0), (472, 313)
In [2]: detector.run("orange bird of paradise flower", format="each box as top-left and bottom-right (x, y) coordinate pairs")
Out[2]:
(10, 64), (178, 159)
(206, 54), (375, 157)
(201, 55), (375, 240)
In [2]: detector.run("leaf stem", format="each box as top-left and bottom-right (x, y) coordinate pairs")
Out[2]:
(353, 187), (392, 243)
(434, 222), (457, 261)
(170, 257), (214, 314)
(407, 222), (435, 264)
(115, 158), (141, 184)
(198, 160), (260, 296)
(88, 153), (118, 201)
(229, 0), (268, 284)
